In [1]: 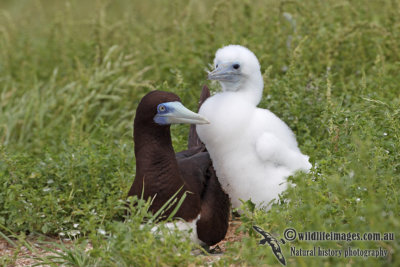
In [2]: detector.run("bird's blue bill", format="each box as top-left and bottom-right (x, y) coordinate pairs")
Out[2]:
(154, 101), (210, 125)
(208, 62), (241, 82)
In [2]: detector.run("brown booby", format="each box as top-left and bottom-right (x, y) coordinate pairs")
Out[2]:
(127, 90), (230, 246)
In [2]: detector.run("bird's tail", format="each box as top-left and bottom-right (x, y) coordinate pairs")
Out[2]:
(187, 85), (210, 149)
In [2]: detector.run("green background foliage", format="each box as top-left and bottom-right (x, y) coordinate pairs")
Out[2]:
(0, 0), (399, 266)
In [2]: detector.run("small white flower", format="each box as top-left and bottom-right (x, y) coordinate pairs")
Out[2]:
(73, 223), (79, 228)
(98, 228), (106, 235)
(68, 230), (81, 237)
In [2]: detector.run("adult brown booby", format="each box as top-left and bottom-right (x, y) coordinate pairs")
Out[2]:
(127, 90), (230, 246)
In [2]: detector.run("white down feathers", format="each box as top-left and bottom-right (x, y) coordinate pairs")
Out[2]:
(197, 45), (311, 209)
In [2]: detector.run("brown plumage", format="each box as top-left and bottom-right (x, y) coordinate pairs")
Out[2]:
(188, 85), (211, 149)
(127, 88), (230, 246)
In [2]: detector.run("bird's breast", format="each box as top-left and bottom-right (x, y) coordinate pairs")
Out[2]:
(197, 93), (255, 145)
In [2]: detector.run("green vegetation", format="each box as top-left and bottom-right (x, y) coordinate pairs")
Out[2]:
(0, 0), (399, 266)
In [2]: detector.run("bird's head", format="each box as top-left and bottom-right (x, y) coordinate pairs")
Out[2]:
(135, 91), (209, 127)
(208, 45), (263, 103)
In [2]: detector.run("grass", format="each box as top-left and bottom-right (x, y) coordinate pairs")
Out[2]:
(0, 0), (399, 266)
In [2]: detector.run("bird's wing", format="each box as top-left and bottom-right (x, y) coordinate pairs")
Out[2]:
(252, 108), (299, 149)
(188, 85), (211, 150)
(253, 109), (311, 172)
(255, 131), (311, 171)
(255, 132), (295, 163)
(176, 151), (212, 196)
(175, 145), (204, 159)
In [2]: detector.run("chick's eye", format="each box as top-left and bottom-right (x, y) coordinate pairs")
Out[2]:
(158, 105), (166, 112)
(215, 64), (218, 69)
(233, 64), (240, 69)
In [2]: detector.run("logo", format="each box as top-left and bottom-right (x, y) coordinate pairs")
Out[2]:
(253, 227), (393, 265)
(253, 226), (287, 266)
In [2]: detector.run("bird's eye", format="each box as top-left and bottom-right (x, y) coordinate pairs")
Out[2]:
(215, 64), (218, 68)
(233, 64), (240, 69)
(158, 105), (166, 112)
